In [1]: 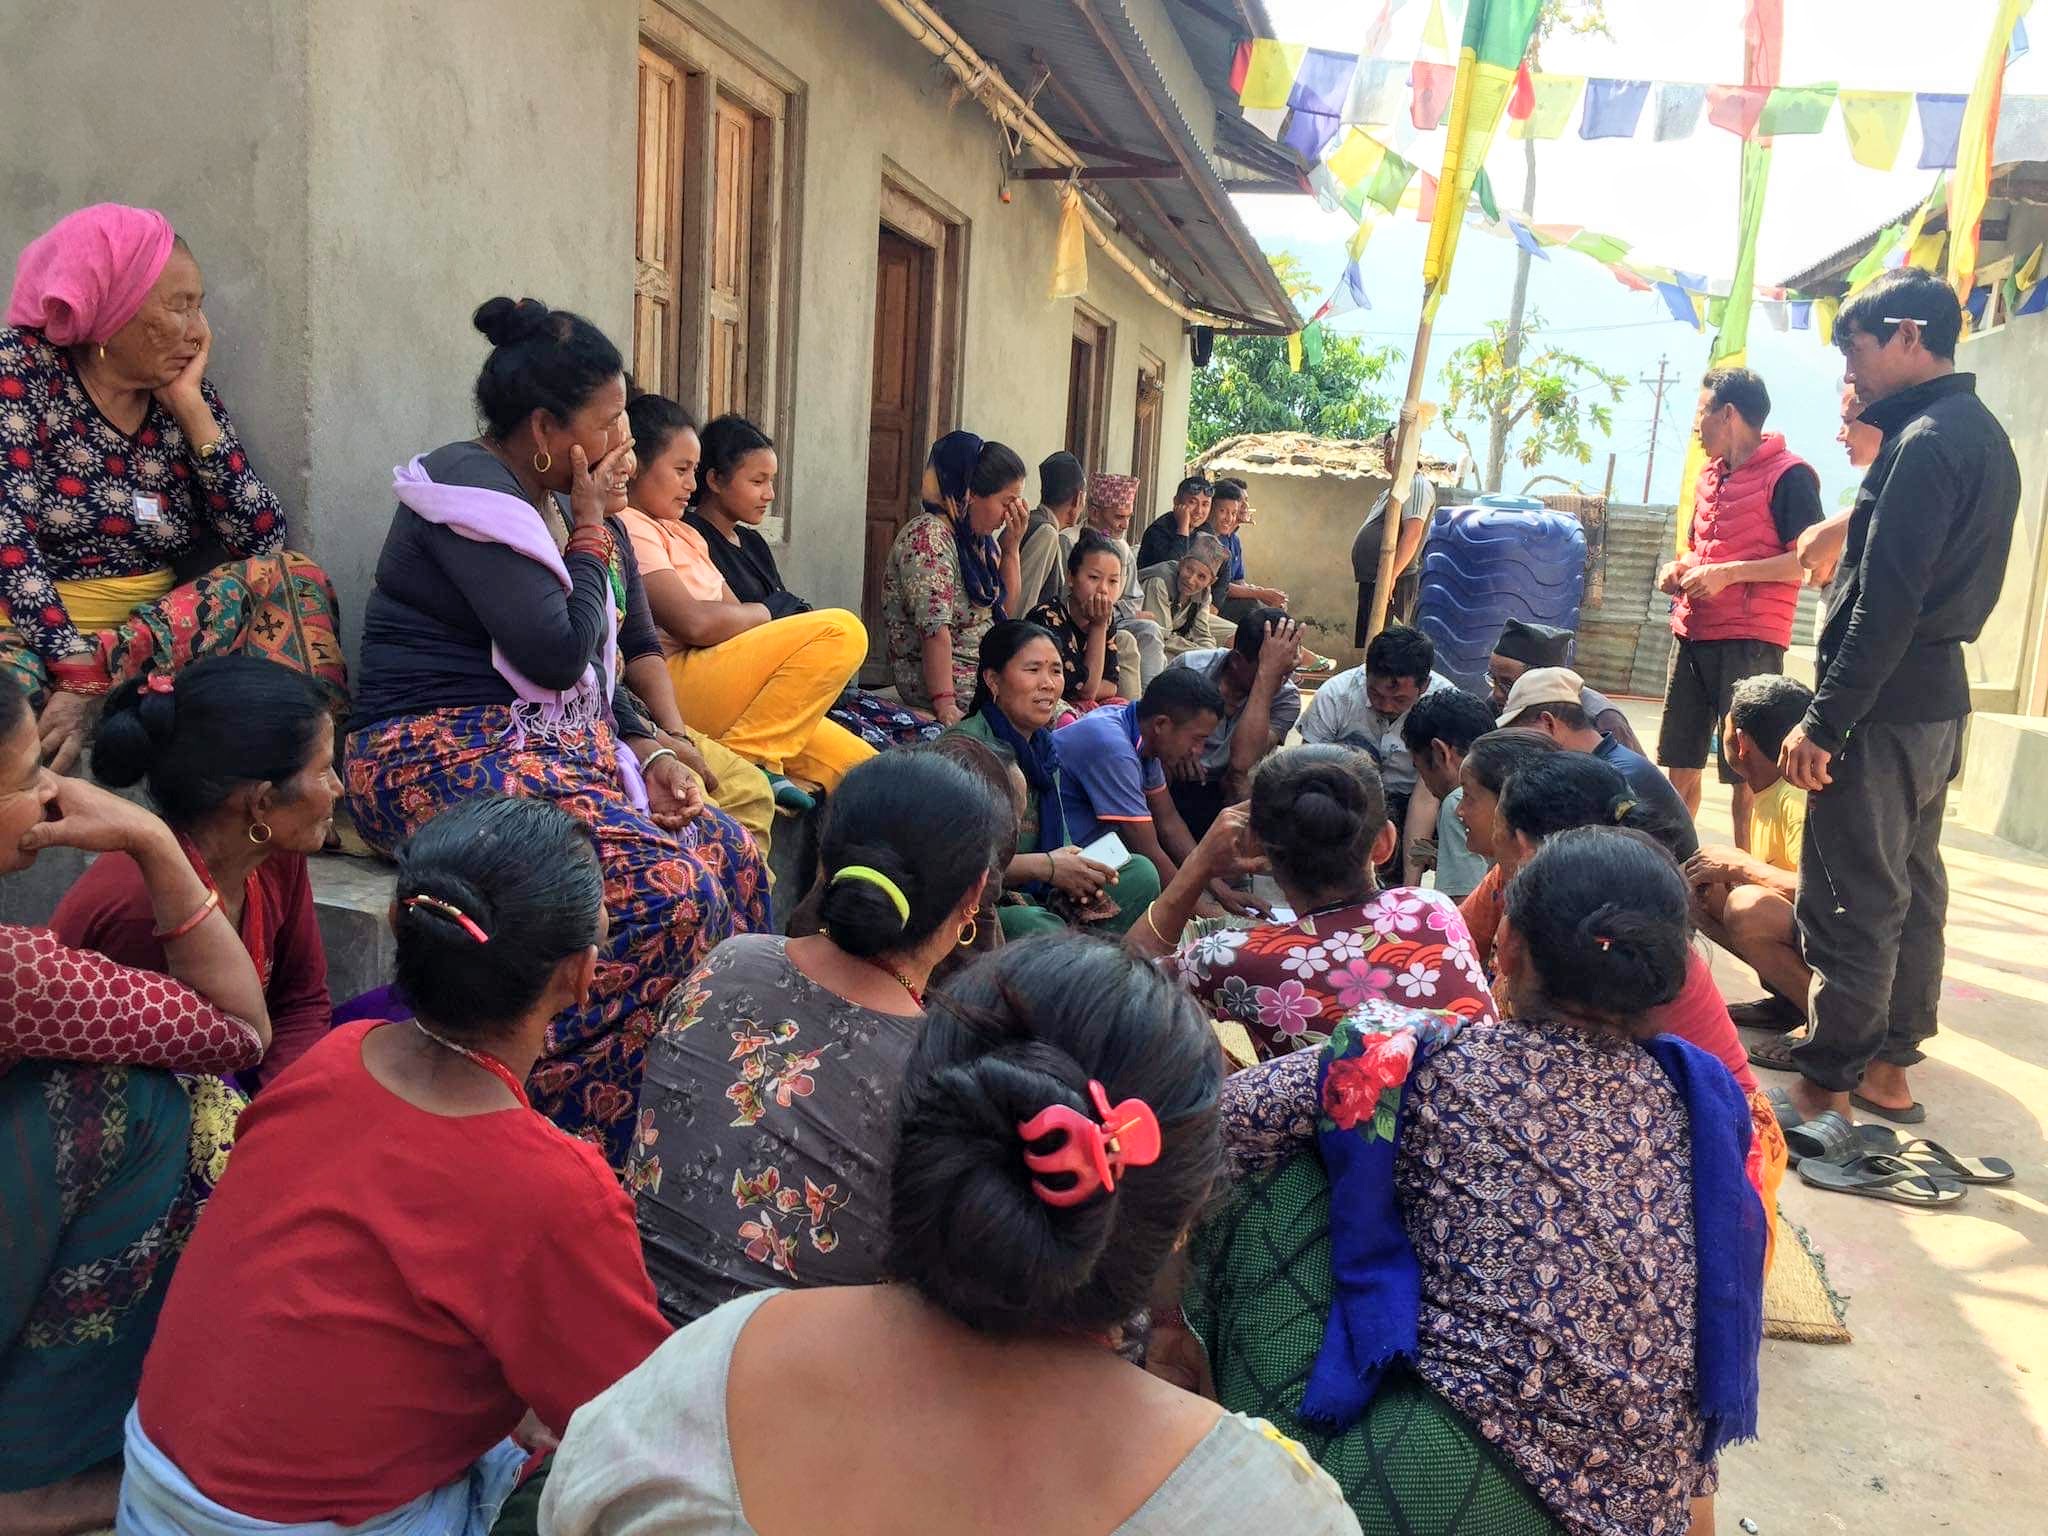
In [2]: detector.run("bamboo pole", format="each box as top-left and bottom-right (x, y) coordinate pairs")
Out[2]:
(1369, 308), (1438, 643)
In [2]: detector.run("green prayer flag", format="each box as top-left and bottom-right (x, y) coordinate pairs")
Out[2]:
(1567, 231), (1631, 264)
(1339, 180), (1369, 220)
(1366, 151), (1416, 213)
(1468, 0), (1545, 63)
(1758, 84), (1837, 136)
(1710, 138), (1774, 363)
(1474, 166), (1500, 222)
(1845, 222), (1905, 289)
(1301, 321), (1325, 367)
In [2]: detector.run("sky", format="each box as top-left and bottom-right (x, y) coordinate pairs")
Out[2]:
(1230, 0), (2048, 508)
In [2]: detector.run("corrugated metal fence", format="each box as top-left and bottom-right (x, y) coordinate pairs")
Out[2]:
(1555, 499), (1823, 699)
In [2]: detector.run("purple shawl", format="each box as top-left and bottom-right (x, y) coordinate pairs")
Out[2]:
(393, 456), (647, 811)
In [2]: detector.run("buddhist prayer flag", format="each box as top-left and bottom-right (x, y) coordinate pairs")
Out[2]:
(1287, 330), (1305, 373)
(1759, 83), (1836, 136)
(1313, 260), (1373, 320)
(1918, 93), (1968, 168)
(1229, 40), (1252, 95)
(1839, 90), (1913, 168)
(1240, 40), (1306, 110)
(1367, 148), (1418, 212)
(1423, 0), (1545, 317)
(1291, 49), (1361, 117)
(1707, 83), (1771, 138)
(1996, 93), (2048, 157)
(1283, 109), (1342, 158)
(1412, 62), (1458, 129)
(1950, 0), (2035, 312)
(1326, 128), (1388, 188)
(1346, 59), (1410, 126)
(1415, 171), (1440, 222)
(2019, 242), (2044, 289)
(1568, 231), (1631, 264)
(1509, 61), (1536, 119)
(1473, 166), (1499, 221)
(1580, 78), (1650, 139)
(1653, 83), (1707, 140)
(1302, 322), (1326, 367)
(1509, 74), (1584, 139)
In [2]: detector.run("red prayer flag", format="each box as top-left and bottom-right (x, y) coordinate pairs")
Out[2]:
(1509, 60), (1536, 119)
(1416, 171), (1440, 222)
(1707, 83), (1771, 138)
(1230, 39), (1252, 95)
(1412, 60), (1458, 131)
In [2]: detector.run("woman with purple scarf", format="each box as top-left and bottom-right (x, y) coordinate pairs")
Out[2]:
(341, 297), (769, 1170)
(880, 430), (1030, 725)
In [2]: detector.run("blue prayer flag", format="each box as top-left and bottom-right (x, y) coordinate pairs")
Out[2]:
(1581, 78), (1651, 140)
(1289, 49), (1359, 119)
(1917, 93), (1968, 170)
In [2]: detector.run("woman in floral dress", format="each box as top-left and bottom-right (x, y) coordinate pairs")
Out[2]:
(880, 431), (1029, 723)
(1132, 744), (1495, 1058)
(630, 752), (1002, 1323)
(3, 204), (347, 772)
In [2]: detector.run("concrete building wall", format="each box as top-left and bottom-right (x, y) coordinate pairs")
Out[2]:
(1216, 466), (1383, 665)
(1958, 319), (2048, 716)
(0, 0), (314, 539)
(676, 0), (1195, 608)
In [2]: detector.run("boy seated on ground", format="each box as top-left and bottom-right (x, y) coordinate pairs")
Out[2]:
(1300, 625), (1450, 882)
(1685, 672), (1813, 1030)
(1162, 609), (1301, 840)
(1398, 685), (1499, 899)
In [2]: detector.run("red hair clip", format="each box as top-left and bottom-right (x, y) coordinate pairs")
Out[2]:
(1017, 1080), (1162, 1208)
(404, 893), (490, 945)
(143, 674), (174, 696)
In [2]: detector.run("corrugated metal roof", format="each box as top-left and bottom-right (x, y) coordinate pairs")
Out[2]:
(931, 0), (1298, 331)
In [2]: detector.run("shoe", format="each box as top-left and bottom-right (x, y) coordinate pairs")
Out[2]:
(770, 775), (816, 814)
(1728, 995), (1804, 1032)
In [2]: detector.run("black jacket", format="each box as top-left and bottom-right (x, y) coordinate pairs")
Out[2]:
(1803, 373), (2020, 750)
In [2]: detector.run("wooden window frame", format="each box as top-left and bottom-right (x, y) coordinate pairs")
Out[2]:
(641, 0), (805, 541)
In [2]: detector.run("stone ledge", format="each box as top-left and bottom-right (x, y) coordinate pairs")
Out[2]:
(1955, 712), (2048, 857)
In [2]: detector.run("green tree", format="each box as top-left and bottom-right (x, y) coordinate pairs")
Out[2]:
(1437, 313), (1625, 489)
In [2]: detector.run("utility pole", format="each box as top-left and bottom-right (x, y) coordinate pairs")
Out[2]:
(1640, 354), (1676, 502)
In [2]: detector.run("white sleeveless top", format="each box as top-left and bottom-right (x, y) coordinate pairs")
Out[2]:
(539, 1289), (1359, 1536)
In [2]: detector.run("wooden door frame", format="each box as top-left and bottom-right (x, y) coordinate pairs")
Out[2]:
(1069, 301), (1114, 472)
(1132, 345), (1165, 527)
(877, 163), (966, 457)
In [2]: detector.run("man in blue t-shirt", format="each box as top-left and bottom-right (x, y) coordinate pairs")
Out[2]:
(1055, 669), (1224, 896)
(1496, 666), (1699, 861)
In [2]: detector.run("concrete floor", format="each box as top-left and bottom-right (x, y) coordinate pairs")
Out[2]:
(1628, 700), (2048, 1535)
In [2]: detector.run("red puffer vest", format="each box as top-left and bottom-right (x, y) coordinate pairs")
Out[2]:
(1673, 432), (1807, 647)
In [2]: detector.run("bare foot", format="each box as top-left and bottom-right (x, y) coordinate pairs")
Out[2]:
(1789, 1075), (1850, 1123)
(1854, 1061), (1917, 1114)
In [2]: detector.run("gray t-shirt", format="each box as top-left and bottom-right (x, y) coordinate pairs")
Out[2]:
(1170, 647), (1302, 774)
(1351, 473), (1439, 582)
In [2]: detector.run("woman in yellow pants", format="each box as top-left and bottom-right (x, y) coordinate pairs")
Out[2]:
(618, 394), (873, 810)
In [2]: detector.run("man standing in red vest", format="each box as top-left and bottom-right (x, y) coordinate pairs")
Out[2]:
(1656, 368), (1824, 848)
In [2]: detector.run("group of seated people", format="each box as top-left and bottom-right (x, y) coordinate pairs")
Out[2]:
(3, 200), (1775, 1536)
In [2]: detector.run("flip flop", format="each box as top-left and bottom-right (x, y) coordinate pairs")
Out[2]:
(1780, 1108), (1860, 1168)
(1857, 1127), (2015, 1185)
(1850, 1091), (1927, 1126)
(1797, 1151), (1965, 1206)
(1728, 996), (1804, 1033)
(1746, 1032), (1809, 1072)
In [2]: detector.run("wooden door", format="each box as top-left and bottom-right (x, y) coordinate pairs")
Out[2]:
(706, 96), (756, 421)
(1132, 360), (1163, 528)
(633, 44), (685, 396)
(1066, 310), (1109, 470)
(865, 227), (932, 637)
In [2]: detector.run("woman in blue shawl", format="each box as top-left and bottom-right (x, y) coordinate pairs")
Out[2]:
(947, 619), (1160, 938)
(881, 432), (1028, 725)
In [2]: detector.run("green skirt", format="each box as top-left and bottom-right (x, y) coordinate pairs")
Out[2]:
(1184, 1151), (1563, 1536)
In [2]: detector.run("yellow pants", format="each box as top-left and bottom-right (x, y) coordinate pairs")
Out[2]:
(664, 610), (875, 791)
(686, 726), (774, 863)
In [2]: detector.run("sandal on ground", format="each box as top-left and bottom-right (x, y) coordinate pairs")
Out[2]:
(1780, 1108), (1859, 1168)
(1728, 995), (1804, 1033)
(1849, 1091), (1927, 1126)
(1746, 1032), (1809, 1073)
(1797, 1151), (1965, 1206)
(1857, 1126), (2015, 1185)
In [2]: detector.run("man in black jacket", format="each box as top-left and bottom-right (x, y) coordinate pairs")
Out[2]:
(1776, 268), (2021, 1125)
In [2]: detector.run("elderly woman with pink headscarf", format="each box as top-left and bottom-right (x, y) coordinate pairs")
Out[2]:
(2, 204), (346, 771)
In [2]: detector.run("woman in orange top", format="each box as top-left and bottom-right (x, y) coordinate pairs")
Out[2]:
(615, 395), (872, 811)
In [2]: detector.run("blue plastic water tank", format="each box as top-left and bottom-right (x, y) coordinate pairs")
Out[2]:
(1412, 494), (1586, 696)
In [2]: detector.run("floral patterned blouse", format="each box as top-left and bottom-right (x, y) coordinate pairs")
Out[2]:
(882, 510), (993, 712)
(1397, 1015), (1712, 1536)
(0, 325), (285, 664)
(628, 935), (922, 1326)
(1170, 888), (1495, 1059)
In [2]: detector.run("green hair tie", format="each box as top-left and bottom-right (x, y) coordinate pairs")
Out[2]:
(830, 865), (910, 925)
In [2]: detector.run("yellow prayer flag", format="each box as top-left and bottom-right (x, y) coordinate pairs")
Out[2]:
(1347, 212), (1377, 263)
(1240, 40), (1306, 111)
(1837, 91), (1913, 171)
(1287, 330), (1305, 373)
(1949, 0), (2035, 311)
(1908, 230), (1947, 271)
(1048, 185), (1088, 300)
(1327, 128), (1388, 189)
(2019, 242), (2043, 288)
(1813, 296), (1840, 348)
(1421, 0), (1451, 56)
(1508, 75), (1585, 140)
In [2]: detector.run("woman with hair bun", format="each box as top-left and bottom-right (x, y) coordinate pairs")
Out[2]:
(1133, 744), (1496, 1059)
(1187, 828), (1763, 1536)
(342, 296), (769, 1169)
(52, 654), (336, 1089)
(631, 750), (1002, 1324)
(546, 934), (1360, 1535)
(121, 795), (672, 1534)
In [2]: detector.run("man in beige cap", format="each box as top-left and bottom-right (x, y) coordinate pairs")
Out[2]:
(1496, 666), (1699, 860)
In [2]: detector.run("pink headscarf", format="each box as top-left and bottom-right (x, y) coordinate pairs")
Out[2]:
(7, 203), (177, 347)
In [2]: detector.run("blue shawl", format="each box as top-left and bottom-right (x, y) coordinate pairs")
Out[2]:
(977, 699), (1069, 851)
(1302, 1015), (1764, 1466)
(927, 429), (1005, 614)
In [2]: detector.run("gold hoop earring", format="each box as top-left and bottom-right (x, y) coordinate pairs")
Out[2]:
(97, 344), (107, 361)
(532, 448), (553, 475)
(956, 917), (978, 948)
(246, 822), (272, 846)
